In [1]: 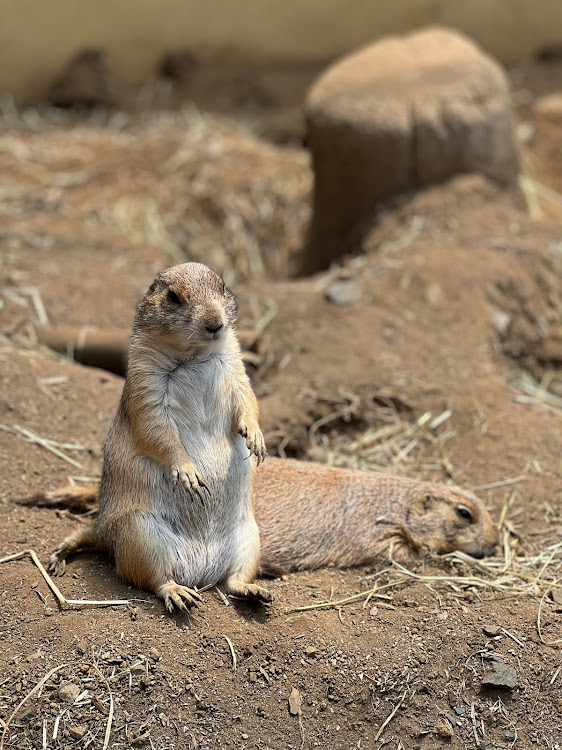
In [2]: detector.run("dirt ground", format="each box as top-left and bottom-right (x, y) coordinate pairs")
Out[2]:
(0, 55), (561, 750)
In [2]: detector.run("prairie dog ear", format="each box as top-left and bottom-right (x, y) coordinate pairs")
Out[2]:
(409, 492), (439, 521)
(423, 493), (437, 512)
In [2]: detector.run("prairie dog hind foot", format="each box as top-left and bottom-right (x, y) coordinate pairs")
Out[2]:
(158, 581), (204, 613)
(226, 578), (273, 603)
(47, 524), (99, 576)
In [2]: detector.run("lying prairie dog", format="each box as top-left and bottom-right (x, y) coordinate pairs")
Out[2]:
(254, 458), (499, 574)
(38, 262), (271, 612)
(18, 457), (498, 580)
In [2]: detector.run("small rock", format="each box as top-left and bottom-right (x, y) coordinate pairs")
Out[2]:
(453, 705), (465, 716)
(325, 280), (361, 306)
(425, 282), (443, 306)
(483, 624), (502, 637)
(369, 606), (378, 617)
(551, 589), (562, 606)
(68, 724), (87, 740)
(288, 687), (302, 716)
(58, 682), (81, 703)
(19, 707), (34, 721)
(505, 730), (517, 741)
(304, 646), (317, 657)
(241, 733), (249, 740)
(491, 309), (511, 335)
(481, 655), (517, 690)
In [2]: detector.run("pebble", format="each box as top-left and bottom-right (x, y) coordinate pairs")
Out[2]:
(325, 280), (360, 306)
(505, 730), (517, 741)
(483, 624), (502, 637)
(68, 724), (87, 740)
(481, 654), (517, 690)
(58, 682), (81, 703)
(288, 687), (302, 716)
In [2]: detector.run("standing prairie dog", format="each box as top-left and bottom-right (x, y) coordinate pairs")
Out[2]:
(48, 262), (271, 612)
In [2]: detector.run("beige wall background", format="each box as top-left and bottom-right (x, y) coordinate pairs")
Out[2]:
(1, 0), (560, 99)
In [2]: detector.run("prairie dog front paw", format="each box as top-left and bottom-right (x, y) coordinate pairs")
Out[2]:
(171, 461), (208, 502)
(238, 424), (266, 465)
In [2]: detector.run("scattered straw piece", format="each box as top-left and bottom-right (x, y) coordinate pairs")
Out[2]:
(537, 590), (562, 647)
(91, 663), (115, 750)
(19, 286), (49, 326)
(471, 476), (525, 492)
(215, 587), (231, 607)
(374, 689), (409, 743)
(500, 627), (525, 649)
(224, 635), (237, 672)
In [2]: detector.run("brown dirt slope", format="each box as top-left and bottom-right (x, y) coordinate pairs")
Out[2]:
(0, 62), (562, 749)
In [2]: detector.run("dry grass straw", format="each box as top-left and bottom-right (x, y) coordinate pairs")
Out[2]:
(90, 662), (115, 750)
(289, 522), (562, 645)
(305, 394), (455, 479)
(0, 549), (129, 608)
(0, 106), (311, 284)
(510, 369), (562, 412)
(223, 635), (237, 672)
(373, 688), (409, 743)
(0, 424), (86, 468)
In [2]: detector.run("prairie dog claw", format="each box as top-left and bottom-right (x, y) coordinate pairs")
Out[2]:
(238, 425), (267, 465)
(171, 462), (208, 503)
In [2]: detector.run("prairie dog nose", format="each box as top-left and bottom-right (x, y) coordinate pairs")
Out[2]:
(206, 322), (224, 335)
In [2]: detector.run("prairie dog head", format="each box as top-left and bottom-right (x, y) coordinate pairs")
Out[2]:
(134, 263), (238, 351)
(407, 484), (499, 559)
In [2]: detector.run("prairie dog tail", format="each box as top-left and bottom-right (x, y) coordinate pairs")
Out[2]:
(15, 485), (99, 513)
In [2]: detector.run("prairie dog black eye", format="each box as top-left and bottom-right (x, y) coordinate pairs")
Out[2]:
(222, 281), (226, 294)
(456, 505), (473, 522)
(167, 289), (181, 305)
